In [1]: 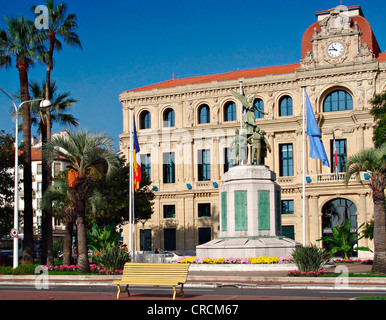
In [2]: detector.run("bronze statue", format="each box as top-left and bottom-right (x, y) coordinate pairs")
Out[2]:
(230, 129), (248, 166)
(230, 90), (266, 135)
(229, 90), (270, 166)
(247, 127), (271, 165)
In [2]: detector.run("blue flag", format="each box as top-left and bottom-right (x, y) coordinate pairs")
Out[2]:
(306, 93), (330, 167)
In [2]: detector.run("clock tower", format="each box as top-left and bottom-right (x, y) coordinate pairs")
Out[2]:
(300, 5), (378, 69)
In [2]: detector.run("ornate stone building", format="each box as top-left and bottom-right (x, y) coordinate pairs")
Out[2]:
(119, 5), (385, 257)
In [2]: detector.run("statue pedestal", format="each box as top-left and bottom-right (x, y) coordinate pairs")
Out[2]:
(196, 166), (299, 259)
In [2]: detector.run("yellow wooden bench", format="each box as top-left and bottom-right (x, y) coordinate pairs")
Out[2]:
(113, 263), (190, 300)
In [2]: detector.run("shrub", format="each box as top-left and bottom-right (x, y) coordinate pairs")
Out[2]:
(12, 264), (40, 275)
(87, 222), (121, 252)
(290, 245), (330, 273)
(93, 246), (130, 271)
(0, 266), (13, 275)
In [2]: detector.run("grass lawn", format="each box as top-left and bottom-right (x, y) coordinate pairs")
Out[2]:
(355, 296), (386, 300)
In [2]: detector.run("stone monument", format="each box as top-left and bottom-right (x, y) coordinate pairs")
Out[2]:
(196, 90), (299, 259)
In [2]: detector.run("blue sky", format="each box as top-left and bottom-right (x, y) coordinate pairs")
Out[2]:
(0, 0), (385, 151)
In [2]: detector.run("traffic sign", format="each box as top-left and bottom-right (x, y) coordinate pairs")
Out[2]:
(10, 228), (18, 238)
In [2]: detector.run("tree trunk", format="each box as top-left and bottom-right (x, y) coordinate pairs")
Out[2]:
(75, 199), (89, 273)
(63, 221), (73, 266)
(41, 58), (54, 266)
(17, 61), (34, 265)
(371, 188), (386, 275)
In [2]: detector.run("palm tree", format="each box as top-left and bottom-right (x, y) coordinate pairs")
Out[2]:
(42, 175), (103, 266)
(33, 0), (81, 101)
(29, 80), (78, 131)
(345, 144), (386, 275)
(32, 0), (81, 265)
(41, 179), (76, 265)
(29, 79), (78, 264)
(369, 91), (386, 148)
(0, 16), (46, 264)
(44, 130), (119, 273)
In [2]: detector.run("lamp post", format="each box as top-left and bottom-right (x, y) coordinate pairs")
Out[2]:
(0, 87), (51, 268)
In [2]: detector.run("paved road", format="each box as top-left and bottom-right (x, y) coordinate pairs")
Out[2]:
(1, 283), (385, 300)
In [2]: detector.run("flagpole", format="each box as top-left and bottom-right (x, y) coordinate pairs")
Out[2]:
(302, 86), (306, 246)
(129, 107), (134, 259)
(239, 79), (244, 132)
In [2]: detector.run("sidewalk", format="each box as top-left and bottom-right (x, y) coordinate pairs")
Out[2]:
(1, 263), (385, 291)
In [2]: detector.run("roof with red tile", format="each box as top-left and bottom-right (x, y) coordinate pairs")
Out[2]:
(301, 16), (381, 58)
(31, 148), (42, 161)
(378, 52), (386, 62)
(127, 64), (300, 93)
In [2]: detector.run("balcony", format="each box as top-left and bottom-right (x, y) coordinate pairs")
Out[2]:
(317, 173), (357, 183)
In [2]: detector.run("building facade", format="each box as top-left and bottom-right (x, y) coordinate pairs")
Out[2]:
(119, 5), (385, 257)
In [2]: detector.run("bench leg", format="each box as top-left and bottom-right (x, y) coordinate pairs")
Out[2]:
(178, 284), (185, 298)
(172, 285), (177, 300)
(116, 285), (130, 299)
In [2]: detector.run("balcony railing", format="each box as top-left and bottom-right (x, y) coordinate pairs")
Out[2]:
(317, 173), (356, 183)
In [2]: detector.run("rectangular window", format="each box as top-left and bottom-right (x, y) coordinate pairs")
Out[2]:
(163, 205), (175, 219)
(164, 228), (176, 251)
(224, 148), (233, 173)
(279, 144), (293, 177)
(198, 228), (211, 245)
(163, 152), (175, 183)
(198, 149), (211, 181)
(141, 154), (151, 180)
(37, 163), (42, 175)
(140, 229), (152, 251)
(53, 162), (61, 177)
(198, 203), (211, 217)
(279, 97), (293, 116)
(282, 226), (295, 240)
(281, 200), (294, 215)
(330, 139), (347, 173)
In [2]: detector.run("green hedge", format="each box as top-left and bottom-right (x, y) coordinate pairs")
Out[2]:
(0, 264), (40, 275)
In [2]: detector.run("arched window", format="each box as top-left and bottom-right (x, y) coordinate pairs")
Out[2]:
(139, 110), (151, 129)
(198, 104), (210, 124)
(163, 108), (175, 127)
(254, 99), (264, 119)
(224, 101), (237, 122)
(279, 96), (293, 116)
(322, 198), (358, 257)
(323, 90), (353, 112)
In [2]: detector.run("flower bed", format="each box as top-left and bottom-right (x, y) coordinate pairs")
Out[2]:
(43, 264), (123, 275)
(288, 269), (326, 277)
(333, 259), (373, 264)
(175, 256), (292, 264)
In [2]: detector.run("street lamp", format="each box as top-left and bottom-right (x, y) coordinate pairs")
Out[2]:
(0, 87), (51, 268)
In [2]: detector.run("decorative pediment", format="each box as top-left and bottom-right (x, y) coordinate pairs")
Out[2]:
(317, 8), (355, 37)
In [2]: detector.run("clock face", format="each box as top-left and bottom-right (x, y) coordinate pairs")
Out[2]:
(327, 42), (344, 58)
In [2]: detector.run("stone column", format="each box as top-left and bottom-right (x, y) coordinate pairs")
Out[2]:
(357, 193), (370, 253)
(309, 195), (320, 244)
(212, 137), (219, 181)
(267, 132), (275, 171)
(356, 124), (365, 153)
